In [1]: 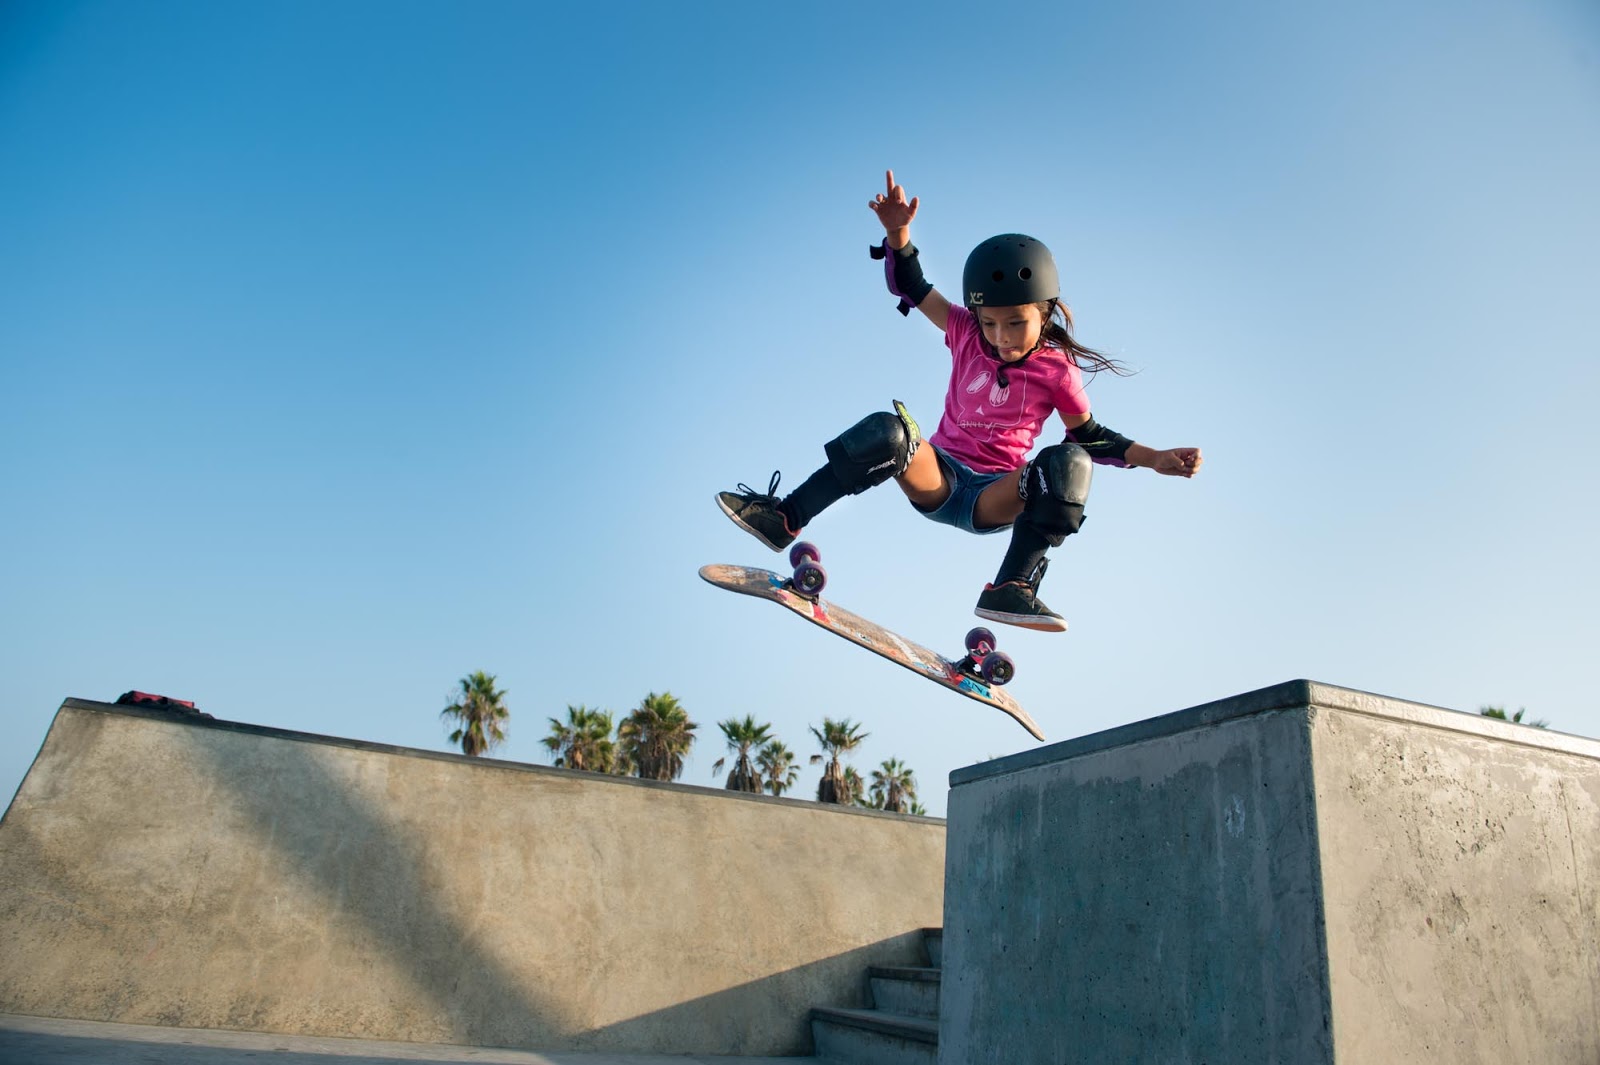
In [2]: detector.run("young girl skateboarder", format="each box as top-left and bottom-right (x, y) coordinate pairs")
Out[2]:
(717, 171), (1203, 632)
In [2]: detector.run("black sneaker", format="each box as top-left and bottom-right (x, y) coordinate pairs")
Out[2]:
(975, 560), (1068, 632)
(716, 472), (798, 552)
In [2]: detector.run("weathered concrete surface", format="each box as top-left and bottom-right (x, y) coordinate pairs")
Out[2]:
(0, 1013), (816, 1063)
(940, 680), (1600, 1065)
(1312, 694), (1600, 1063)
(0, 700), (943, 1056)
(941, 687), (1333, 1064)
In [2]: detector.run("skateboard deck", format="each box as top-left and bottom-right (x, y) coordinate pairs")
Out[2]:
(699, 563), (1044, 741)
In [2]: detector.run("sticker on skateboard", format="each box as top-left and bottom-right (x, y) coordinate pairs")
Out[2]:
(699, 544), (1043, 741)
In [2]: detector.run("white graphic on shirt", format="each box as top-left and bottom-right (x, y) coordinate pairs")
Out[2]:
(955, 365), (1027, 439)
(963, 370), (1012, 409)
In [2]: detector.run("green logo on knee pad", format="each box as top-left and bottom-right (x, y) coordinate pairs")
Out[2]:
(893, 399), (922, 453)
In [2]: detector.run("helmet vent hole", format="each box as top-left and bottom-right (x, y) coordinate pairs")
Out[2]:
(991, 270), (1004, 282)
(1019, 268), (1032, 280)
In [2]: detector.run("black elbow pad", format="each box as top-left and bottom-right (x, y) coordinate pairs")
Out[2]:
(1067, 416), (1133, 465)
(869, 240), (933, 316)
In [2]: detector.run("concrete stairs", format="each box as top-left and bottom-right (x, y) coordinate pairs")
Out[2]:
(810, 927), (941, 1064)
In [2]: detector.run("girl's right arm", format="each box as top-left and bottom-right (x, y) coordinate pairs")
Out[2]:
(871, 170), (952, 333)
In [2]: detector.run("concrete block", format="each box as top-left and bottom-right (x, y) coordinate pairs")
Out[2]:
(940, 680), (1600, 1064)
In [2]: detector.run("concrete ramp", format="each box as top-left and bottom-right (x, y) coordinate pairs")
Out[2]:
(0, 699), (945, 1056)
(940, 680), (1600, 1064)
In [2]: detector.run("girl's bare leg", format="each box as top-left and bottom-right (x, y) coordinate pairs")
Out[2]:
(898, 456), (1028, 527)
(894, 443), (952, 510)
(973, 468), (1027, 530)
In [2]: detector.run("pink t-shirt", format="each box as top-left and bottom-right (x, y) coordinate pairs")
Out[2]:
(926, 305), (1092, 473)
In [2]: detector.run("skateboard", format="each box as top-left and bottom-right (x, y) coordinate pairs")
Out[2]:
(698, 543), (1044, 741)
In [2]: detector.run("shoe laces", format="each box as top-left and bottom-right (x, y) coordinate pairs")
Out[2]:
(733, 471), (782, 508)
(1024, 558), (1049, 593)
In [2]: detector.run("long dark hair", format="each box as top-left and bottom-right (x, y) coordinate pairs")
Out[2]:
(1039, 299), (1132, 378)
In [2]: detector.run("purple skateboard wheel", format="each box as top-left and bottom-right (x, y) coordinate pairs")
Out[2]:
(980, 651), (1015, 686)
(792, 560), (827, 597)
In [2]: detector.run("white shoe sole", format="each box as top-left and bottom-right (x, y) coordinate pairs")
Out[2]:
(974, 606), (1069, 633)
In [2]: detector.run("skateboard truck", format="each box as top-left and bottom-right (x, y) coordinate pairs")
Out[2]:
(787, 541), (827, 598)
(957, 627), (1016, 686)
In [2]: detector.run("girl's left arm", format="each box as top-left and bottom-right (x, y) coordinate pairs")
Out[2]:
(1059, 411), (1203, 478)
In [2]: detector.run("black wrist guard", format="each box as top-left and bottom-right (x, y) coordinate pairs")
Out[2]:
(869, 239), (934, 317)
(1067, 416), (1134, 466)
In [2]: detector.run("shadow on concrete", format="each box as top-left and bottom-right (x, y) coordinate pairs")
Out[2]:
(0, 1029), (528, 1065)
(1, 705), (937, 1057)
(162, 722), (927, 1054)
(583, 931), (930, 1055)
(0, 1014), (815, 1063)
(174, 716), (572, 1049)
(0, 708), (562, 1048)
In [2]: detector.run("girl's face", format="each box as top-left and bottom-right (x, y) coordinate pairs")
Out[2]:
(976, 303), (1044, 362)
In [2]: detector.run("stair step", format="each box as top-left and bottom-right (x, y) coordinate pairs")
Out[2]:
(870, 965), (940, 982)
(922, 927), (943, 968)
(812, 1006), (938, 1042)
(811, 1006), (938, 1065)
(869, 966), (941, 1018)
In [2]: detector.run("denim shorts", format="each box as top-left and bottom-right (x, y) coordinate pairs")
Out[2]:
(912, 445), (1011, 535)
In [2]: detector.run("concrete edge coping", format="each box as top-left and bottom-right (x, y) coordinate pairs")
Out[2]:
(50, 699), (945, 825)
(949, 678), (1600, 789)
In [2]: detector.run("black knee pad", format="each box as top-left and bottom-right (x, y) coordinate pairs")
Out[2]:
(1020, 442), (1093, 546)
(824, 410), (917, 495)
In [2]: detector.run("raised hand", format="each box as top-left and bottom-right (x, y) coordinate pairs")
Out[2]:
(869, 169), (919, 237)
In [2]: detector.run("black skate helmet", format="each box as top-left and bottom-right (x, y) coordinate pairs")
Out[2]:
(962, 233), (1059, 309)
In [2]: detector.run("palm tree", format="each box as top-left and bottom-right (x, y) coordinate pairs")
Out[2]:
(440, 671), (510, 757)
(757, 740), (799, 797)
(1479, 705), (1550, 728)
(619, 692), (697, 781)
(542, 705), (616, 772)
(610, 745), (638, 777)
(712, 715), (773, 792)
(906, 799), (928, 816)
(809, 717), (868, 804)
(870, 758), (918, 813)
(845, 766), (869, 807)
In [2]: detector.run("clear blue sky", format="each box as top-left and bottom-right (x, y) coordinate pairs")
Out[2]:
(4, 0), (1597, 817)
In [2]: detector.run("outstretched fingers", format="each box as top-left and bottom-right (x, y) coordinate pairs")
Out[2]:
(869, 169), (919, 226)
(870, 194), (920, 216)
